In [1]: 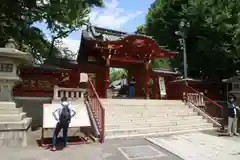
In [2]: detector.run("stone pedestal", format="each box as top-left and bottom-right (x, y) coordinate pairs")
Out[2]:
(0, 39), (32, 147)
(0, 102), (32, 147)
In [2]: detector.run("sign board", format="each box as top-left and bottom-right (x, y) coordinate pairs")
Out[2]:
(43, 102), (91, 129)
(158, 76), (166, 97)
(80, 73), (88, 83)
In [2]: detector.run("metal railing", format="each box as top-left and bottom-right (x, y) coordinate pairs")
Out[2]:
(87, 80), (105, 143)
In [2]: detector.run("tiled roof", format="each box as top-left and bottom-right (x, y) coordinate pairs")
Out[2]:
(82, 25), (178, 54)
(82, 26), (127, 41)
(170, 77), (203, 83)
(222, 76), (240, 83)
(31, 64), (71, 71)
(152, 68), (179, 75)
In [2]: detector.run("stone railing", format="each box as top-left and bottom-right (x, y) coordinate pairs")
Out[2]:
(187, 92), (205, 107)
(186, 85), (224, 130)
(53, 85), (87, 100)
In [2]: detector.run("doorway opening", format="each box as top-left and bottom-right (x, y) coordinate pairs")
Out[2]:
(109, 67), (129, 98)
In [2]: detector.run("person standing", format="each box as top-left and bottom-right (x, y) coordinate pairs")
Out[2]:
(129, 76), (136, 97)
(119, 75), (128, 96)
(51, 97), (76, 151)
(227, 94), (239, 136)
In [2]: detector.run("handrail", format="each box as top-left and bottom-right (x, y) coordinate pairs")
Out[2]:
(87, 79), (105, 143)
(186, 84), (225, 129)
(186, 85), (224, 111)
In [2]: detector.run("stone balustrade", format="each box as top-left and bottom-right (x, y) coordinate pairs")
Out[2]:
(187, 92), (205, 107)
(53, 85), (87, 100)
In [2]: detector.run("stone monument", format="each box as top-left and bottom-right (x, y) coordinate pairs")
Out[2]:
(0, 39), (32, 147)
(222, 70), (240, 103)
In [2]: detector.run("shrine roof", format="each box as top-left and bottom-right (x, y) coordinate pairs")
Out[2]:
(82, 26), (127, 41)
(222, 76), (240, 83)
(152, 68), (179, 75)
(30, 64), (71, 71)
(81, 25), (175, 52)
(170, 77), (203, 83)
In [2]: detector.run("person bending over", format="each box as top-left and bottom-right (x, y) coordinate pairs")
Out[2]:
(51, 97), (76, 151)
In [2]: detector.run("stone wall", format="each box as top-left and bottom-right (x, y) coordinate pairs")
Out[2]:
(13, 97), (51, 130)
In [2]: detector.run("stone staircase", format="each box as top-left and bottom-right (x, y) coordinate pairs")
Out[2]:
(0, 102), (32, 147)
(101, 99), (214, 139)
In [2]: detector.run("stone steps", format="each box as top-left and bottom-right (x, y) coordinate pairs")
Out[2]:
(0, 112), (26, 122)
(105, 127), (215, 140)
(105, 115), (203, 124)
(106, 119), (208, 130)
(0, 101), (32, 147)
(106, 109), (195, 117)
(0, 107), (22, 114)
(101, 99), (215, 139)
(106, 112), (198, 121)
(0, 117), (32, 130)
(105, 123), (213, 138)
(105, 107), (188, 113)
(104, 104), (186, 109)
(0, 102), (18, 109)
(101, 99), (184, 105)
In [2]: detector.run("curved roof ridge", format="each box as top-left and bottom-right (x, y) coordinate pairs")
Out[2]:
(82, 25), (178, 54)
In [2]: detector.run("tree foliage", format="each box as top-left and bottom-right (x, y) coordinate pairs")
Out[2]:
(110, 68), (127, 82)
(0, 0), (103, 63)
(142, 0), (240, 80)
(135, 25), (146, 34)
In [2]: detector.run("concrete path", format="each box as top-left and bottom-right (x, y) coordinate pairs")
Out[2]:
(0, 139), (182, 160)
(147, 131), (240, 160)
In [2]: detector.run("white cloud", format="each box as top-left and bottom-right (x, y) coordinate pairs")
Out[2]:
(61, 0), (143, 56)
(42, 0), (143, 57)
(89, 0), (143, 30)
(61, 37), (81, 54)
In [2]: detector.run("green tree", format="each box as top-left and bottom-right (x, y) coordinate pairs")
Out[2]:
(110, 68), (127, 82)
(144, 0), (240, 80)
(135, 25), (146, 34)
(0, 0), (104, 62)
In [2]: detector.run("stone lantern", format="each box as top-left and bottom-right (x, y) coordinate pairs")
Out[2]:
(0, 39), (32, 147)
(0, 39), (32, 101)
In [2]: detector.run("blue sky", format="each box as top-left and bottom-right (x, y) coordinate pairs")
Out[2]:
(35, 0), (155, 53)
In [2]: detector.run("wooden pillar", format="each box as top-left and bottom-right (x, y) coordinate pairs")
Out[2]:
(153, 76), (158, 99)
(104, 66), (110, 98)
(104, 56), (110, 98)
(145, 62), (150, 99)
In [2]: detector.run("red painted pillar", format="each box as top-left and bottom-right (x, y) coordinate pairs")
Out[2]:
(104, 63), (110, 98)
(153, 76), (158, 99)
(145, 62), (150, 99)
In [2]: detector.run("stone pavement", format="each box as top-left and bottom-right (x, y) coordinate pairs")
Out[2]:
(147, 131), (240, 160)
(0, 138), (182, 160)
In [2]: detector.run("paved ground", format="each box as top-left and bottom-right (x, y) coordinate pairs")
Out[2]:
(2, 129), (240, 160)
(102, 139), (182, 160)
(0, 137), (182, 160)
(147, 131), (240, 160)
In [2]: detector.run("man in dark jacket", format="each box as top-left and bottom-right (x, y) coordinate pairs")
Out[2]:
(129, 76), (136, 97)
(228, 94), (239, 136)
